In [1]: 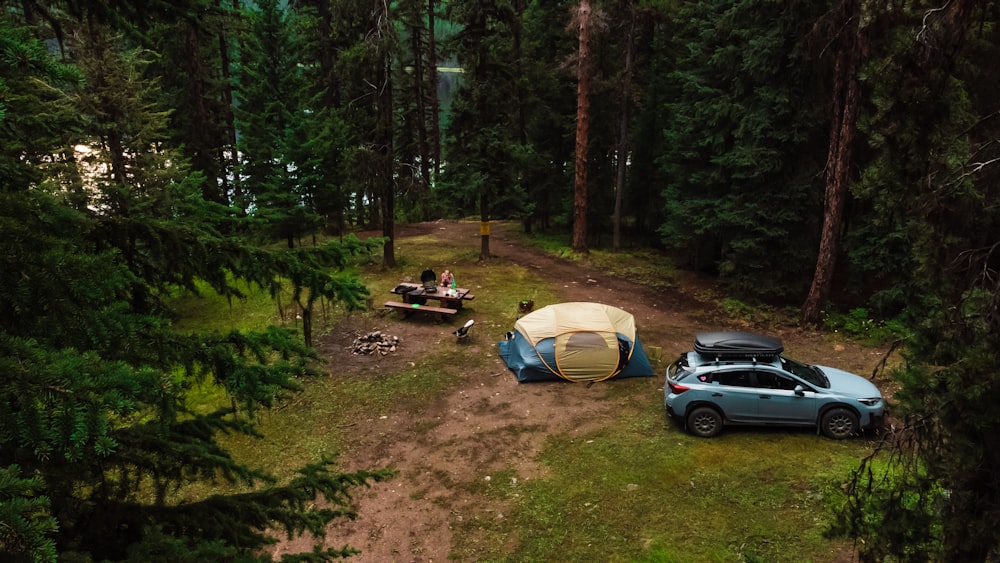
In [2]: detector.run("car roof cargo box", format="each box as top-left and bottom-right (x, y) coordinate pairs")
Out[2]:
(694, 332), (783, 360)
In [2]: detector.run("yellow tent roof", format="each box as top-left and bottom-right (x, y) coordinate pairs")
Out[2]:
(513, 303), (638, 382)
(514, 302), (637, 344)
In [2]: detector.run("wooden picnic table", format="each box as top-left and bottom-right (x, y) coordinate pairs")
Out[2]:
(383, 283), (476, 321)
(389, 283), (475, 310)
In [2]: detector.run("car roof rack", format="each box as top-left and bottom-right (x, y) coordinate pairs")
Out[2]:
(693, 331), (783, 360)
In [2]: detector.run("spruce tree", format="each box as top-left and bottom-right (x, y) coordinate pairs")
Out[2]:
(148, 0), (241, 205)
(0, 24), (81, 547)
(441, 0), (527, 258)
(1, 11), (387, 562)
(518, 0), (577, 233)
(396, 0), (435, 220)
(656, 0), (829, 299)
(800, 0), (870, 325)
(0, 465), (58, 561)
(292, 1), (354, 237)
(835, 2), (1000, 559)
(235, 0), (320, 248)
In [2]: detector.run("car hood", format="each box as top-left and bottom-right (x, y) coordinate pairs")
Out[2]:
(818, 366), (882, 398)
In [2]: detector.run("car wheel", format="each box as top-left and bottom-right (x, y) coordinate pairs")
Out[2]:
(686, 406), (723, 438)
(820, 407), (859, 439)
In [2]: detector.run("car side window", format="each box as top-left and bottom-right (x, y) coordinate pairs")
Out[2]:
(756, 371), (797, 390)
(713, 371), (755, 387)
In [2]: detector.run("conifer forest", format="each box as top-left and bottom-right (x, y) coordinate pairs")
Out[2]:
(2, 0), (1000, 560)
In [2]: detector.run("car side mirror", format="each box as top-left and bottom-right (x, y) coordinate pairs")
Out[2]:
(794, 385), (805, 396)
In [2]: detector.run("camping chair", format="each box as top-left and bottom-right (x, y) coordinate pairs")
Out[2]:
(453, 319), (475, 342)
(420, 269), (437, 293)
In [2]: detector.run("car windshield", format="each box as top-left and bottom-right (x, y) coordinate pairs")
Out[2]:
(780, 356), (830, 388)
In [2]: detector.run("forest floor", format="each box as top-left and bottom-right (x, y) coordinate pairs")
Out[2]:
(269, 220), (893, 562)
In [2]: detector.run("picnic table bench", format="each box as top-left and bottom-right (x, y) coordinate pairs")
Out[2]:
(384, 300), (458, 320)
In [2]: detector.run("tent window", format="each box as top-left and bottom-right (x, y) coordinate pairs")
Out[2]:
(565, 332), (608, 350)
(616, 337), (631, 374)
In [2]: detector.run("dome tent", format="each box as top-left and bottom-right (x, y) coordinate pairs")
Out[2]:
(498, 302), (655, 382)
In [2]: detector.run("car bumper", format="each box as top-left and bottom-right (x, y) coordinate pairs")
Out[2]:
(859, 407), (885, 430)
(664, 395), (685, 420)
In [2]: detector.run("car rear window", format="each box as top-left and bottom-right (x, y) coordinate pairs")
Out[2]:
(668, 356), (690, 380)
(670, 367), (695, 382)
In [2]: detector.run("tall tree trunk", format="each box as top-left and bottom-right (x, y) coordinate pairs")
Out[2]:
(613, 0), (635, 252)
(297, 298), (313, 348)
(801, 0), (868, 325)
(182, 22), (222, 204)
(480, 196), (490, 260)
(426, 0), (441, 178)
(221, 0), (242, 206)
(374, 0), (395, 267)
(471, 9), (492, 260)
(379, 93), (395, 266)
(315, 0), (338, 108)
(409, 22), (432, 204)
(572, 0), (592, 254)
(513, 0), (528, 145)
(311, 0), (345, 236)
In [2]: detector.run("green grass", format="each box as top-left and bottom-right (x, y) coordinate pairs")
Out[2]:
(513, 230), (578, 259)
(588, 248), (679, 291)
(168, 279), (287, 334)
(169, 220), (874, 561)
(452, 399), (866, 562)
(503, 228), (679, 291)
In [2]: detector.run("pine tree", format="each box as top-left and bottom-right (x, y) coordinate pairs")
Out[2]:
(0, 25), (82, 543)
(1, 10), (388, 561)
(836, 2), (1000, 559)
(375, 0), (398, 267)
(235, 0), (321, 249)
(0, 466), (58, 562)
(656, 0), (829, 300)
(518, 1), (577, 233)
(800, 0), (870, 325)
(626, 5), (673, 238)
(148, 0), (241, 205)
(610, 0), (636, 252)
(294, 0), (377, 235)
(397, 0), (434, 219)
(441, 0), (526, 259)
(571, 0), (593, 254)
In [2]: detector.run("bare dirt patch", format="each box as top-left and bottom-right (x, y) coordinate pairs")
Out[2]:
(270, 220), (888, 562)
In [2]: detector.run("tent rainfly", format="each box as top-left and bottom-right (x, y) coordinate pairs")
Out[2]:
(498, 302), (655, 383)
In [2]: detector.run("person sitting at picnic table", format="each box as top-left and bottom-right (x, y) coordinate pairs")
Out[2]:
(440, 270), (453, 287)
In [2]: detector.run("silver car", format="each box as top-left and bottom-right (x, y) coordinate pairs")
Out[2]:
(664, 332), (884, 439)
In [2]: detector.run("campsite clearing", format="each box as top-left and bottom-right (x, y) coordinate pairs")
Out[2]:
(262, 220), (889, 563)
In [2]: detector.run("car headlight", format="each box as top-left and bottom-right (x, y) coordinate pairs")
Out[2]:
(857, 397), (882, 406)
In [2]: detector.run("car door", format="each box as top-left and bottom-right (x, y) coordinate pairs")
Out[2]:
(753, 369), (817, 424)
(708, 369), (759, 422)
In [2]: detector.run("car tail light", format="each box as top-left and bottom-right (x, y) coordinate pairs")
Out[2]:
(668, 381), (690, 394)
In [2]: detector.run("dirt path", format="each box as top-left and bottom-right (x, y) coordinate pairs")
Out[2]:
(270, 220), (884, 562)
